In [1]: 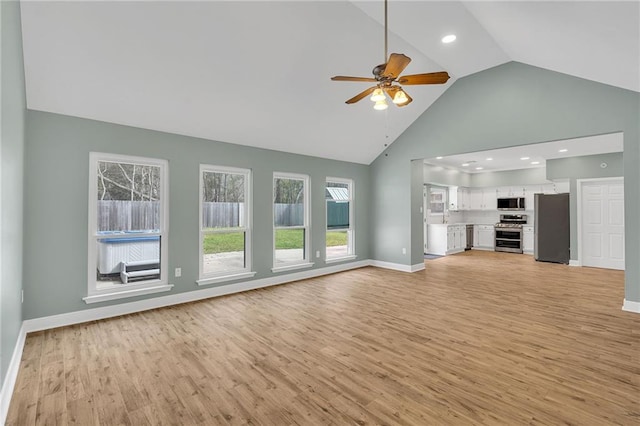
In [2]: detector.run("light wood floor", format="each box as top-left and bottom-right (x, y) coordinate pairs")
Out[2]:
(7, 251), (640, 425)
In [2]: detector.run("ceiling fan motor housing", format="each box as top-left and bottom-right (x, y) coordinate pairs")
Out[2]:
(373, 63), (387, 79)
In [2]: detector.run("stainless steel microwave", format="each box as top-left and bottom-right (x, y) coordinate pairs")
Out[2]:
(497, 197), (525, 211)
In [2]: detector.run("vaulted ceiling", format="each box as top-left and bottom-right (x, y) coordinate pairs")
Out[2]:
(20, 1), (640, 165)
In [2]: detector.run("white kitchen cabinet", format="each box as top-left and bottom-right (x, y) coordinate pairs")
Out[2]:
(553, 180), (570, 193)
(470, 188), (497, 210)
(470, 189), (483, 210)
(458, 187), (470, 210)
(524, 187), (540, 211)
(523, 225), (534, 254)
(498, 186), (526, 198)
(449, 186), (471, 211)
(447, 227), (455, 251)
(428, 224), (466, 255)
(452, 225), (466, 253)
(474, 225), (495, 250)
(428, 224), (448, 255)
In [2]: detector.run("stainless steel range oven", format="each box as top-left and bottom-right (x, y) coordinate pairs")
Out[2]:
(495, 214), (527, 254)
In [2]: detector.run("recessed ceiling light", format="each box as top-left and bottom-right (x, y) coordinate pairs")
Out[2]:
(475, 167), (483, 170)
(461, 163), (470, 167)
(559, 149), (568, 153)
(520, 157), (530, 160)
(486, 158), (493, 161)
(531, 161), (540, 165)
(442, 34), (457, 44)
(436, 156), (443, 159)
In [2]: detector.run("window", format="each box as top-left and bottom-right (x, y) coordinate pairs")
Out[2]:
(86, 153), (171, 304)
(198, 165), (254, 285)
(428, 186), (447, 215)
(326, 178), (355, 261)
(273, 173), (312, 271)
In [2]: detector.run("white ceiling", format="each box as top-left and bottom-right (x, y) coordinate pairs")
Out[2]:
(19, 1), (640, 165)
(424, 132), (624, 174)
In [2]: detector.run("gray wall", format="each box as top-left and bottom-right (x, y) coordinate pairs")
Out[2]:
(371, 62), (640, 303)
(24, 111), (371, 319)
(424, 164), (549, 187)
(547, 152), (624, 260)
(471, 167), (548, 187)
(423, 163), (472, 187)
(1, 0), (26, 381)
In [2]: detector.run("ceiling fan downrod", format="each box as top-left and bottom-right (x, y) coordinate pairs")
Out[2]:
(384, 0), (388, 63)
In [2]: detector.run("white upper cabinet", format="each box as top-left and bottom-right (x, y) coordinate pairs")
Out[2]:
(497, 186), (526, 198)
(449, 186), (472, 211)
(448, 186), (459, 211)
(470, 188), (498, 210)
(458, 187), (471, 210)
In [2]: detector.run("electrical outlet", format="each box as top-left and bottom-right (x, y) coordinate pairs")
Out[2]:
(175, 267), (182, 277)
(316, 250), (320, 258)
(402, 248), (406, 254)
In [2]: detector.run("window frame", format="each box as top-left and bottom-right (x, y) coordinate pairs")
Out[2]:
(85, 152), (171, 304)
(325, 177), (356, 262)
(428, 185), (447, 216)
(272, 172), (313, 272)
(197, 164), (255, 285)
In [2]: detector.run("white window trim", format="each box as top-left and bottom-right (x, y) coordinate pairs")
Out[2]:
(86, 152), (170, 304)
(326, 177), (355, 261)
(198, 165), (253, 284)
(272, 172), (312, 271)
(428, 185), (447, 217)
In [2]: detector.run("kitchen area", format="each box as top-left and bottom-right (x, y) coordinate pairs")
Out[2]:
(424, 182), (570, 260)
(423, 134), (624, 267)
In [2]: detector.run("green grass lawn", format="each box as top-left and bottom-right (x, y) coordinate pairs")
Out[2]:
(203, 229), (347, 254)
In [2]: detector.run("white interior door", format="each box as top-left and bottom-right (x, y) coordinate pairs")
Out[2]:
(581, 179), (624, 270)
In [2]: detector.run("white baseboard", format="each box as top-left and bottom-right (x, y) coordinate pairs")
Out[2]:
(370, 260), (417, 273)
(569, 260), (581, 267)
(23, 260), (371, 333)
(622, 299), (640, 314)
(410, 263), (425, 272)
(1, 323), (27, 425)
(471, 247), (494, 251)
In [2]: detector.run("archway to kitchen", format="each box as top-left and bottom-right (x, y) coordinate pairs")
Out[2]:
(421, 133), (624, 267)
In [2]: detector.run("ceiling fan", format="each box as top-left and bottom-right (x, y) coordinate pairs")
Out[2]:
(331, 0), (450, 110)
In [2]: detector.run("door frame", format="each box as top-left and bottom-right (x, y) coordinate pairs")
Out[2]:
(576, 176), (624, 268)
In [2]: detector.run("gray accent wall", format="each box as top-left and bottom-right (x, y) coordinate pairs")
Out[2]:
(470, 167), (549, 187)
(371, 62), (640, 303)
(547, 152), (624, 260)
(424, 164), (550, 187)
(1, 0), (26, 382)
(23, 111), (371, 319)
(423, 163), (472, 187)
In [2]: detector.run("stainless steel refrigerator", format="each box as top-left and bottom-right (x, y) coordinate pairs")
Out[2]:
(534, 193), (570, 264)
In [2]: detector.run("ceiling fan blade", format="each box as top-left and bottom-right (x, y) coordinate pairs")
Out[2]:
(331, 76), (378, 83)
(397, 71), (450, 85)
(381, 53), (411, 79)
(345, 86), (377, 104)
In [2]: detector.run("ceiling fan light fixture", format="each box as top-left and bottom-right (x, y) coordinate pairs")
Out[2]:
(392, 89), (409, 105)
(370, 88), (386, 102)
(373, 98), (389, 110)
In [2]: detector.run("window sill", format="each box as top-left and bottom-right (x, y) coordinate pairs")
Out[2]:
(325, 254), (357, 264)
(197, 271), (257, 286)
(83, 283), (174, 304)
(271, 262), (314, 273)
